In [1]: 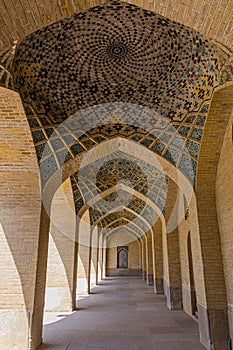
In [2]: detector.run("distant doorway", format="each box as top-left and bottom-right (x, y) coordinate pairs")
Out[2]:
(117, 246), (128, 268)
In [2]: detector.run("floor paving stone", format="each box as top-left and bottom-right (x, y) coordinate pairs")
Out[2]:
(39, 277), (205, 350)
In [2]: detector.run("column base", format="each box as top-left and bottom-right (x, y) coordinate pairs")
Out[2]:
(76, 278), (89, 296)
(166, 286), (182, 310)
(154, 278), (164, 294)
(197, 304), (229, 350)
(143, 271), (147, 281)
(0, 309), (29, 350)
(228, 308), (233, 340)
(45, 287), (73, 312)
(147, 273), (154, 286)
(0, 305), (44, 350)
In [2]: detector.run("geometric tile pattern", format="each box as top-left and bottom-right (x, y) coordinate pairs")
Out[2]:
(1, 1), (232, 238)
(70, 176), (84, 214)
(71, 151), (167, 235)
(12, 1), (218, 124)
(1, 1), (231, 193)
(25, 100), (207, 186)
(8, 1), (221, 187)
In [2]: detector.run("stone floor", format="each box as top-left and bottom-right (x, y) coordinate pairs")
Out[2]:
(39, 277), (205, 350)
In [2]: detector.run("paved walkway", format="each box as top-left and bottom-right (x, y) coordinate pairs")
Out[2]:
(39, 277), (205, 350)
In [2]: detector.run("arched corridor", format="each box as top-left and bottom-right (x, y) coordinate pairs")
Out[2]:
(39, 277), (205, 350)
(0, 1), (233, 350)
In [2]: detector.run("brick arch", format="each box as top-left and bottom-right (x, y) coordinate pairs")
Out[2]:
(104, 226), (142, 242)
(78, 186), (166, 233)
(216, 99), (233, 340)
(194, 84), (233, 349)
(42, 137), (195, 215)
(3, 1), (222, 190)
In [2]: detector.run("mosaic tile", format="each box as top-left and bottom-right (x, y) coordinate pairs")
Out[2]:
(72, 151), (168, 231)
(4, 0), (225, 194)
(40, 155), (58, 186)
(32, 129), (46, 143)
(140, 138), (154, 147)
(50, 138), (65, 151)
(159, 133), (173, 143)
(35, 142), (52, 161)
(13, 0), (217, 125)
(191, 128), (203, 141)
(179, 154), (197, 183)
(178, 125), (190, 137)
(152, 142), (166, 154)
(196, 115), (206, 126)
(164, 147), (180, 165)
(28, 118), (40, 128)
(171, 136), (185, 149)
(186, 139), (200, 159)
(62, 134), (77, 146)
(56, 149), (73, 166)
(70, 143), (85, 155)
(44, 127), (57, 138)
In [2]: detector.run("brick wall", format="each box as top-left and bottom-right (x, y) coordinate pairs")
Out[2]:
(106, 231), (141, 276)
(1, 0), (232, 56)
(216, 104), (233, 338)
(0, 87), (41, 349)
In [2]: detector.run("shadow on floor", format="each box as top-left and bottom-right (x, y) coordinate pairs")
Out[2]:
(39, 277), (205, 350)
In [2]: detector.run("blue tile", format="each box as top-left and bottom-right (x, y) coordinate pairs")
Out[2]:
(191, 128), (203, 140)
(50, 138), (65, 150)
(32, 130), (46, 143)
(35, 142), (51, 161)
(172, 137), (185, 149)
(164, 147), (180, 165)
(196, 115), (206, 126)
(159, 133), (172, 143)
(40, 155), (58, 186)
(179, 154), (197, 183)
(178, 125), (190, 137)
(186, 140), (200, 159)
(152, 142), (165, 154)
(71, 143), (85, 155)
(56, 149), (73, 165)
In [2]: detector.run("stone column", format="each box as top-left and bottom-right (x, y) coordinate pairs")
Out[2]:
(142, 235), (147, 280)
(164, 179), (182, 310)
(90, 226), (98, 289)
(152, 218), (164, 294)
(77, 210), (91, 295)
(146, 230), (154, 286)
(98, 231), (103, 282)
(45, 178), (77, 312)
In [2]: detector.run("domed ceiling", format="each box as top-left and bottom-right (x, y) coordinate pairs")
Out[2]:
(3, 0), (226, 190)
(12, 0), (218, 122)
(1, 0), (232, 238)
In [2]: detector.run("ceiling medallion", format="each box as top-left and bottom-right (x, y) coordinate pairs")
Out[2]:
(108, 43), (126, 58)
